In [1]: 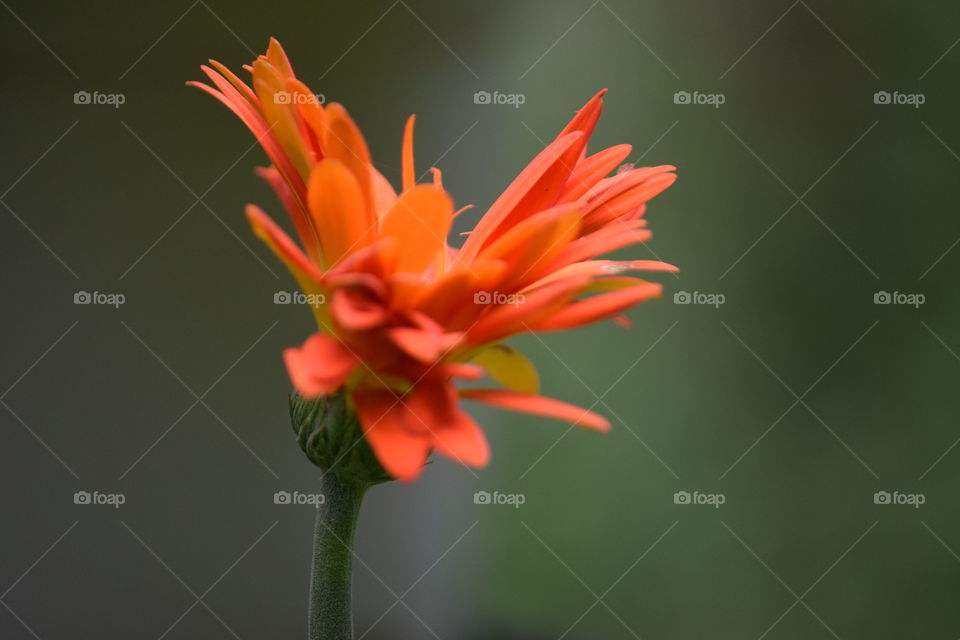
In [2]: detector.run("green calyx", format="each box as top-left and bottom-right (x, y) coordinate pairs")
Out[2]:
(289, 391), (393, 487)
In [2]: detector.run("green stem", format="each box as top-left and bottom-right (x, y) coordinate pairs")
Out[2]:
(309, 472), (368, 640)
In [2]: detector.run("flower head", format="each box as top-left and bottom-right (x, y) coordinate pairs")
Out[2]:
(191, 39), (678, 481)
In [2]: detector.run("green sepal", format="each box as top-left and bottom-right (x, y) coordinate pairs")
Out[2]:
(289, 391), (392, 487)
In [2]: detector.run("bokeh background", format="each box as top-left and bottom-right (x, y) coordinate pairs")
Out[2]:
(2, 1), (960, 638)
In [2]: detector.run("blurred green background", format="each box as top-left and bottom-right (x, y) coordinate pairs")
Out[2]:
(2, 1), (959, 638)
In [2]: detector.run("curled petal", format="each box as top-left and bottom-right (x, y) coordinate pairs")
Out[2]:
(283, 333), (358, 398)
(331, 288), (388, 331)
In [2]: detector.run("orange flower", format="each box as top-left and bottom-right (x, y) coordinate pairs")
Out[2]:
(190, 39), (678, 481)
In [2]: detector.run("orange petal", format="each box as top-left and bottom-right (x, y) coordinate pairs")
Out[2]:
(466, 275), (591, 345)
(402, 114), (416, 191)
(552, 221), (652, 266)
(206, 59), (258, 105)
(283, 333), (357, 398)
(330, 288), (388, 331)
(476, 203), (581, 289)
(245, 204), (323, 286)
(528, 259), (679, 289)
(379, 185), (454, 273)
(191, 69), (305, 199)
(432, 410), (490, 467)
(412, 259), (507, 328)
(401, 380), (458, 433)
(352, 387), (431, 481)
(430, 167), (443, 190)
(252, 60), (312, 177)
(582, 171), (676, 232)
(436, 361), (485, 379)
(388, 325), (461, 363)
(532, 282), (662, 331)
(557, 89), (606, 142)
(255, 166), (319, 261)
(461, 132), (584, 260)
(266, 37), (295, 79)
(460, 389), (610, 431)
(286, 77), (325, 160)
(558, 144), (633, 203)
(307, 159), (377, 267)
(321, 103), (375, 219)
(370, 167), (398, 219)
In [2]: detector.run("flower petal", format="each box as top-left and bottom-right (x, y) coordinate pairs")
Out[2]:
(402, 114), (416, 191)
(532, 282), (662, 331)
(330, 288), (388, 331)
(461, 132), (584, 260)
(470, 344), (540, 394)
(466, 275), (591, 344)
(379, 185), (454, 273)
(460, 389), (610, 431)
(283, 333), (357, 398)
(321, 103), (375, 219)
(432, 410), (490, 468)
(254, 166), (320, 261)
(556, 144), (631, 201)
(245, 204), (324, 289)
(352, 387), (431, 481)
(476, 203), (582, 290)
(307, 158), (377, 267)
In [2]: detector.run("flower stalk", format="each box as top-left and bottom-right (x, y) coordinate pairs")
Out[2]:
(309, 471), (367, 640)
(291, 392), (391, 639)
